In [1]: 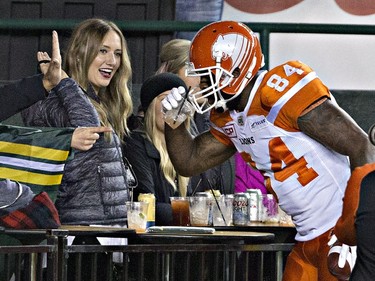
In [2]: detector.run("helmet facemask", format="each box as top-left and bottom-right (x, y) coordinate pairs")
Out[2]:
(186, 60), (252, 114)
(186, 62), (234, 114)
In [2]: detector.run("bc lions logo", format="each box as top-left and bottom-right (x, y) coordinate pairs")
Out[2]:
(223, 124), (237, 138)
(211, 33), (251, 73)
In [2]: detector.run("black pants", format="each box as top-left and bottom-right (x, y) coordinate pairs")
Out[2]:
(350, 171), (375, 280)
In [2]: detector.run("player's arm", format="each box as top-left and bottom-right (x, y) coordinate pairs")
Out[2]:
(298, 97), (375, 246)
(165, 124), (236, 177)
(297, 98), (375, 169)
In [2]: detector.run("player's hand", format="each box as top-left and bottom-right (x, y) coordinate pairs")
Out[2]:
(161, 87), (195, 129)
(71, 126), (112, 151)
(161, 86), (186, 112)
(327, 234), (357, 280)
(40, 31), (68, 92)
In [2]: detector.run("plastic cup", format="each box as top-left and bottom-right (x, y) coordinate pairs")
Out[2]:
(188, 196), (210, 226)
(163, 98), (195, 129)
(260, 194), (279, 223)
(126, 201), (149, 232)
(212, 195), (234, 226)
(170, 197), (190, 226)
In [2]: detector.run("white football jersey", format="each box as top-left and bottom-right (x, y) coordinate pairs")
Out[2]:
(210, 61), (350, 241)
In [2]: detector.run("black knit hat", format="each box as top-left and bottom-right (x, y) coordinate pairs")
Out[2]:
(140, 72), (188, 112)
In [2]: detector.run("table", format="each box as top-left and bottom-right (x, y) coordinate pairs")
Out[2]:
(215, 222), (297, 243)
(136, 230), (275, 243)
(62, 226), (279, 281)
(0, 225), (293, 281)
(130, 229), (288, 281)
(59, 225), (136, 238)
(212, 222), (296, 280)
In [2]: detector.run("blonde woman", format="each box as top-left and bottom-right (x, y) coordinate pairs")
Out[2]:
(157, 38), (235, 194)
(22, 18), (133, 226)
(123, 73), (190, 225)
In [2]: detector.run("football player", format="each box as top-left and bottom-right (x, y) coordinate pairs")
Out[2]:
(161, 21), (375, 280)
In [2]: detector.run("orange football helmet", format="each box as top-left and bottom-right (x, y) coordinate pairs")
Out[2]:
(187, 21), (264, 113)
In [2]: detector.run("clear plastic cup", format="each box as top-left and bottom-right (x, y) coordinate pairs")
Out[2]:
(188, 196), (210, 226)
(126, 201), (149, 232)
(212, 194), (234, 226)
(163, 99), (195, 129)
(170, 197), (190, 226)
(260, 194), (279, 223)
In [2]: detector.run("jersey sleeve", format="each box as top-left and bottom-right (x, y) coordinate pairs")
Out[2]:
(260, 61), (331, 130)
(209, 110), (235, 147)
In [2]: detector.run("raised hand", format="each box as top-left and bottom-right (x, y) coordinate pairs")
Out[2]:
(71, 126), (112, 151)
(40, 30), (68, 92)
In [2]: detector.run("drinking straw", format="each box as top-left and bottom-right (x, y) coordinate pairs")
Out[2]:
(191, 178), (202, 196)
(207, 179), (227, 225)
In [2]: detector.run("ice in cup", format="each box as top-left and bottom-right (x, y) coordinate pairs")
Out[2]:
(188, 196), (210, 226)
(126, 201), (149, 232)
(212, 194), (234, 226)
(170, 197), (190, 226)
(260, 194), (279, 223)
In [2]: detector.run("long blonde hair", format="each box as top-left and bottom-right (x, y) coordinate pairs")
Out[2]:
(64, 18), (133, 139)
(144, 98), (189, 196)
(156, 39), (190, 75)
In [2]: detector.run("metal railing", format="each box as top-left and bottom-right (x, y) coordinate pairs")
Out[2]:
(64, 242), (294, 281)
(0, 229), (60, 281)
(0, 227), (294, 281)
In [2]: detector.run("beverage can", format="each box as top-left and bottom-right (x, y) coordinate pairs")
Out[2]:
(247, 189), (262, 221)
(233, 192), (250, 226)
(138, 193), (155, 228)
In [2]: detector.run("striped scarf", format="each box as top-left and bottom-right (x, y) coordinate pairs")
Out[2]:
(0, 124), (74, 201)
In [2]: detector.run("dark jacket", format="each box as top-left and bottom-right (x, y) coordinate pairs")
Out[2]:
(0, 74), (46, 121)
(123, 130), (189, 225)
(21, 78), (130, 225)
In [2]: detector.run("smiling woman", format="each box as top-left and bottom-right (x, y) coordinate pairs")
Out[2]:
(21, 18), (133, 226)
(21, 19), (134, 279)
(64, 18), (133, 139)
(87, 30), (122, 93)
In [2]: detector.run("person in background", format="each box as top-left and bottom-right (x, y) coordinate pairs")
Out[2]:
(123, 73), (191, 225)
(127, 104), (145, 132)
(22, 18), (133, 226)
(156, 38), (234, 195)
(333, 125), (375, 280)
(234, 152), (267, 194)
(161, 21), (375, 280)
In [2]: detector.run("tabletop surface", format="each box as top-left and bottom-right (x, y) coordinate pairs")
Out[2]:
(59, 225), (136, 237)
(132, 230), (275, 245)
(0, 223), (294, 243)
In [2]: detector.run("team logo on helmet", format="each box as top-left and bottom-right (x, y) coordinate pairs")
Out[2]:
(211, 33), (251, 74)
